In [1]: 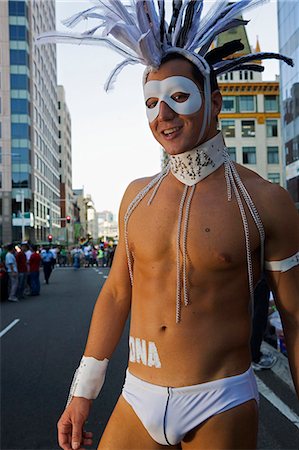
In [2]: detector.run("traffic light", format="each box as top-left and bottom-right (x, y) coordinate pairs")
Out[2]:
(66, 215), (71, 224)
(48, 234), (53, 243)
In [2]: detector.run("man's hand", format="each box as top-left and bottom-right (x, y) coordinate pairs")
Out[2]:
(57, 397), (93, 450)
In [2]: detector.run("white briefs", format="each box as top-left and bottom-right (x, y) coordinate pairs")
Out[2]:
(122, 367), (259, 446)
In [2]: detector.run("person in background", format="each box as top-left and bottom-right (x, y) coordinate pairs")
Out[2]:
(41, 246), (55, 284)
(29, 245), (41, 296)
(251, 276), (277, 370)
(16, 243), (28, 300)
(5, 244), (18, 302)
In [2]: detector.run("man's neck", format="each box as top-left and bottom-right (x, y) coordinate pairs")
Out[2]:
(168, 132), (226, 186)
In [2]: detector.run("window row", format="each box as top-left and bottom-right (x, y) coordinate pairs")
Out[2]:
(221, 95), (279, 113)
(221, 119), (279, 138)
(11, 147), (30, 164)
(228, 147), (280, 165)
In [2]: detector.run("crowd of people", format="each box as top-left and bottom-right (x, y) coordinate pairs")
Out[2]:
(0, 240), (117, 302)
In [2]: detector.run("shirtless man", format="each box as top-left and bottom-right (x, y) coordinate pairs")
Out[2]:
(56, 53), (299, 450)
(37, 1), (298, 449)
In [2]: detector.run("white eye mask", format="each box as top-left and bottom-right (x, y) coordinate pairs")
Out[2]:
(143, 76), (202, 122)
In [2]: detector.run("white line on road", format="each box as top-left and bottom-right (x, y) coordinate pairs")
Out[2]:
(0, 319), (20, 338)
(103, 276), (108, 279)
(256, 376), (299, 429)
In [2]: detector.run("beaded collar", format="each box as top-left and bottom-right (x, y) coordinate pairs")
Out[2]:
(168, 132), (226, 186)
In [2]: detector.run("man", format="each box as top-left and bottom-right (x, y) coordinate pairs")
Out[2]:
(5, 244), (18, 302)
(16, 243), (28, 300)
(37, 1), (299, 449)
(29, 245), (41, 296)
(41, 246), (55, 284)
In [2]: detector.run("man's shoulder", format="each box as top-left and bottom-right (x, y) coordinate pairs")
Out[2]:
(122, 174), (160, 202)
(234, 163), (285, 199)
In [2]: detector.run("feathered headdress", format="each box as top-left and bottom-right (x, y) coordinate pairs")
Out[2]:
(36, 0), (293, 91)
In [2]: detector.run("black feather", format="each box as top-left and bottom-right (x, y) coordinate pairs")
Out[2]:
(178, 0), (196, 47)
(205, 39), (244, 65)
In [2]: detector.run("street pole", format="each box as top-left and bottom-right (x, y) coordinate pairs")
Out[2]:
(21, 190), (25, 242)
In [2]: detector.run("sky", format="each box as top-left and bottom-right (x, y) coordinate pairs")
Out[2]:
(55, 0), (280, 218)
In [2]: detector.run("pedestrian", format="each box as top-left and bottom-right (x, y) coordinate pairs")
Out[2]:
(5, 244), (18, 302)
(29, 245), (41, 296)
(16, 244), (28, 300)
(41, 246), (55, 284)
(251, 276), (277, 370)
(38, 2), (298, 450)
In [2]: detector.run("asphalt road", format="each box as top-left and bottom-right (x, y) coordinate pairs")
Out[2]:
(1, 266), (298, 450)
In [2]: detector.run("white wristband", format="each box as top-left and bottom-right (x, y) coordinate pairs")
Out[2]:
(67, 356), (109, 406)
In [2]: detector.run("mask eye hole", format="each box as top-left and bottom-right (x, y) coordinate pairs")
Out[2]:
(146, 98), (158, 109)
(171, 92), (190, 103)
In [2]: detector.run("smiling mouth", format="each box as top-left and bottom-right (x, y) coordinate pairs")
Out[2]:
(162, 126), (181, 136)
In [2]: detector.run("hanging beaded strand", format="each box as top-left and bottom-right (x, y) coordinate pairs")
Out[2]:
(176, 185), (189, 323)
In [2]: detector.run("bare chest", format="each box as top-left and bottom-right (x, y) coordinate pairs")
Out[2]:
(127, 181), (260, 273)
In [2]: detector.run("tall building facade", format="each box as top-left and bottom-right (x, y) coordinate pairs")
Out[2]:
(217, 27), (283, 186)
(278, 0), (299, 208)
(57, 85), (73, 244)
(0, 0), (60, 244)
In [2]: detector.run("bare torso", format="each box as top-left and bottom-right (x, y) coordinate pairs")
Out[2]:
(127, 164), (264, 386)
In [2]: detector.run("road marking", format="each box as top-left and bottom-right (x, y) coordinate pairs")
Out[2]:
(256, 376), (299, 429)
(103, 276), (108, 279)
(0, 319), (20, 338)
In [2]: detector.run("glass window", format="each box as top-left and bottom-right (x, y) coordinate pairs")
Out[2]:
(0, 146), (2, 164)
(10, 49), (29, 66)
(222, 96), (236, 112)
(10, 74), (29, 90)
(242, 147), (256, 164)
(221, 120), (235, 138)
(239, 96), (255, 112)
(11, 98), (30, 114)
(9, 25), (27, 40)
(265, 95), (278, 112)
(9, 1), (26, 17)
(12, 171), (30, 188)
(11, 123), (30, 139)
(268, 173), (280, 184)
(266, 119), (278, 137)
(11, 148), (30, 164)
(241, 120), (255, 137)
(267, 147), (279, 164)
(227, 147), (236, 161)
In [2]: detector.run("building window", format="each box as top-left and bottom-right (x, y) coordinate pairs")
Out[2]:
(239, 96), (255, 112)
(242, 147), (256, 164)
(241, 120), (255, 137)
(58, 101), (61, 110)
(12, 148), (30, 164)
(12, 171), (30, 188)
(265, 95), (279, 112)
(9, 25), (28, 41)
(267, 147), (279, 164)
(268, 173), (280, 184)
(8, 1), (27, 17)
(10, 49), (29, 66)
(222, 96), (236, 112)
(221, 119), (235, 137)
(11, 98), (30, 114)
(266, 119), (278, 137)
(11, 123), (30, 139)
(10, 74), (29, 90)
(227, 147), (236, 161)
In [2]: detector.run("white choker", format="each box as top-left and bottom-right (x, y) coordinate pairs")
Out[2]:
(169, 132), (226, 186)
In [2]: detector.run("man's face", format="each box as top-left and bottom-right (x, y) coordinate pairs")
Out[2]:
(145, 58), (221, 155)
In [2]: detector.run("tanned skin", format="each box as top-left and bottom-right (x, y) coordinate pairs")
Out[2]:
(57, 59), (299, 450)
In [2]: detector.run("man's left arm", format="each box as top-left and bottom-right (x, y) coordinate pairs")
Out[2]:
(264, 185), (299, 397)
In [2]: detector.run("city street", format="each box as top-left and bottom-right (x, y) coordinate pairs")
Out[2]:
(1, 267), (299, 450)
